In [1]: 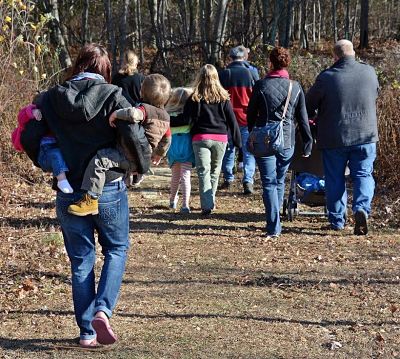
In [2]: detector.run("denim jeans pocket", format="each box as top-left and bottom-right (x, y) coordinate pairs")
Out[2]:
(98, 198), (121, 224)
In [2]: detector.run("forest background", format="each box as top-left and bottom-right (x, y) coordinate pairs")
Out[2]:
(0, 0), (399, 223)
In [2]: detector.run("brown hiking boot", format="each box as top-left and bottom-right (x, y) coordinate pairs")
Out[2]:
(68, 193), (99, 216)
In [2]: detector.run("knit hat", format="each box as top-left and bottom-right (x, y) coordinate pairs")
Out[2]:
(229, 45), (248, 59)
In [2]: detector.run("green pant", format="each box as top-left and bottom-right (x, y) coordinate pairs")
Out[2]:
(192, 140), (227, 211)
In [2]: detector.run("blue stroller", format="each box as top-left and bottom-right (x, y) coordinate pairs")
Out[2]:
(283, 126), (327, 221)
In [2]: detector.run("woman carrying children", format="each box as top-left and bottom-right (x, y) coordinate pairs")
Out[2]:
(247, 47), (313, 238)
(165, 87), (195, 213)
(183, 64), (241, 215)
(30, 43), (142, 347)
(67, 73), (171, 216)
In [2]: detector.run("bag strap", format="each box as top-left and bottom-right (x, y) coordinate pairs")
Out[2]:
(282, 80), (293, 120)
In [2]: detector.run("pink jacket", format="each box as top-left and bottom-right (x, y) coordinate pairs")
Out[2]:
(11, 104), (37, 152)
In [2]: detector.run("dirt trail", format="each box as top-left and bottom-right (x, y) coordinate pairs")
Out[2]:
(0, 167), (399, 358)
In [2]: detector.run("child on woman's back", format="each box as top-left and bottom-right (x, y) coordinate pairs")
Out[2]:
(166, 87), (195, 213)
(68, 74), (171, 216)
(12, 98), (73, 194)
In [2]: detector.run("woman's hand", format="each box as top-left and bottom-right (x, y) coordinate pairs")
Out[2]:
(151, 154), (162, 165)
(32, 109), (42, 121)
(109, 111), (118, 127)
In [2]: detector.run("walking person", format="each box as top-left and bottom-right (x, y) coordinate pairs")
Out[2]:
(112, 49), (144, 105)
(306, 39), (379, 235)
(247, 47), (313, 238)
(166, 87), (195, 213)
(219, 45), (259, 195)
(23, 44), (142, 347)
(183, 64), (241, 215)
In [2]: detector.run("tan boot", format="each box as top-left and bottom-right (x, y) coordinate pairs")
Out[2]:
(68, 194), (99, 216)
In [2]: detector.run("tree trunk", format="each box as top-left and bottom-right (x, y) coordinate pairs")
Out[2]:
(81, 0), (90, 44)
(345, 0), (350, 39)
(119, 0), (130, 66)
(188, 0), (198, 40)
(136, 0), (145, 66)
(47, 0), (72, 69)
(269, 0), (284, 45)
(103, 0), (117, 72)
(299, 0), (308, 49)
(359, 0), (369, 48)
(351, 0), (358, 41)
(209, 0), (229, 64)
(312, 0), (316, 47)
(260, 0), (269, 46)
(318, 0), (321, 42)
(284, 0), (293, 47)
(331, 0), (338, 43)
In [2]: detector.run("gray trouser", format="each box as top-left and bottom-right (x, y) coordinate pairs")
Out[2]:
(192, 140), (227, 211)
(81, 148), (131, 196)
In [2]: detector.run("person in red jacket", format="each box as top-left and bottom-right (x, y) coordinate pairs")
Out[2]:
(219, 45), (259, 195)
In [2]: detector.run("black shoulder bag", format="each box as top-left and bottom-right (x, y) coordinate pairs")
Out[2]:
(246, 80), (293, 157)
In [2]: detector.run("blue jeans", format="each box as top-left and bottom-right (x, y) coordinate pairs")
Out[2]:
(322, 143), (376, 229)
(38, 142), (69, 177)
(256, 147), (294, 235)
(56, 180), (130, 340)
(222, 126), (256, 184)
(193, 140), (227, 211)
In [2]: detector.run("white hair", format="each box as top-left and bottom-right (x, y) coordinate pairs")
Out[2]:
(334, 39), (355, 58)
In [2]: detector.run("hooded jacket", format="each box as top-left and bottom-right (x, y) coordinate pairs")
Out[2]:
(21, 78), (150, 189)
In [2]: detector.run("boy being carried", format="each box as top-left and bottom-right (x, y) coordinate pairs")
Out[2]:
(68, 74), (171, 216)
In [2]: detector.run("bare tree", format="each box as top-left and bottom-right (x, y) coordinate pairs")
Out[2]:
(344, 0), (350, 39)
(300, 0), (308, 49)
(119, 0), (130, 65)
(103, 0), (117, 71)
(331, 0), (338, 42)
(81, 0), (90, 44)
(360, 0), (369, 48)
(209, 0), (229, 64)
(40, 0), (72, 69)
(136, 0), (145, 66)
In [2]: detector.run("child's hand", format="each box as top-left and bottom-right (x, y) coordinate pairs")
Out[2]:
(32, 109), (42, 121)
(151, 154), (162, 166)
(109, 111), (118, 127)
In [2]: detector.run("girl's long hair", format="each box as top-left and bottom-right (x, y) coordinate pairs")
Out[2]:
(165, 87), (193, 114)
(119, 50), (139, 76)
(192, 64), (229, 103)
(70, 43), (111, 83)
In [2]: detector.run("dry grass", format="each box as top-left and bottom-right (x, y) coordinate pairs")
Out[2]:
(0, 167), (399, 358)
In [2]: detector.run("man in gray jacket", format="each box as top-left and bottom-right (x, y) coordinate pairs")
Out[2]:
(306, 39), (379, 235)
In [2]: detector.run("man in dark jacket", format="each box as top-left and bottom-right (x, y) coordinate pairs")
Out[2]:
(306, 39), (379, 235)
(219, 45), (259, 195)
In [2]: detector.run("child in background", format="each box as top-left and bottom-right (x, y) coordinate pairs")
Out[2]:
(166, 87), (195, 214)
(68, 74), (171, 216)
(183, 64), (241, 215)
(12, 102), (73, 193)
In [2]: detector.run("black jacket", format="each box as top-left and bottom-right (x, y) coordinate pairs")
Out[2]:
(22, 78), (150, 189)
(306, 56), (379, 149)
(183, 97), (242, 148)
(112, 72), (144, 106)
(247, 76), (313, 156)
